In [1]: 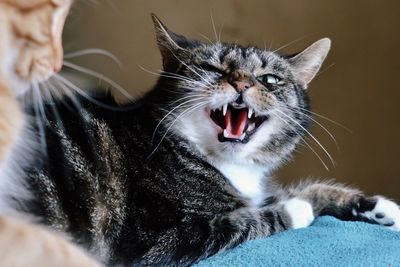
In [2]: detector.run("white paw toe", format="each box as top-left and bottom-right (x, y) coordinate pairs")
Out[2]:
(361, 197), (400, 231)
(283, 198), (314, 229)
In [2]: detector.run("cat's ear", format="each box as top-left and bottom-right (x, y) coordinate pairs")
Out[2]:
(288, 38), (331, 89)
(151, 14), (197, 70)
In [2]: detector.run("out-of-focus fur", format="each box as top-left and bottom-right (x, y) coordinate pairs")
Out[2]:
(0, 78), (22, 162)
(0, 216), (98, 267)
(0, 1), (101, 266)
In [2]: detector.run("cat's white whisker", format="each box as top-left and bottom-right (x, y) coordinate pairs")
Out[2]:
(164, 46), (213, 87)
(165, 94), (208, 107)
(291, 106), (352, 133)
(287, 106), (340, 151)
(301, 136), (330, 171)
(43, 81), (62, 103)
(64, 48), (122, 68)
(54, 74), (128, 111)
(47, 77), (67, 101)
(315, 63), (335, 78)
(151, 96), (207, 144)
(148, 100), (210, 159)
(36, 84), (51, 129)
(195, 65), (214, 83)
(268, 39), (274, 51)
(263, 39), (267, 51)
(51, 76), (91, 118)
(218, 22), (225, 44)
(162, 70), (208, 86)
(138, 65), (207, 88)
(272, 111), (330, 171)
(209, 11), (219, 43)
(40, 81), (70, 138)
(198, 33), (214, 44)
(275, 109), (335, 167)
(160, 87), (208, 97)
(265, 35), (307, 63)
(62, 60), (134, 101)
(269, 35), (307, 54)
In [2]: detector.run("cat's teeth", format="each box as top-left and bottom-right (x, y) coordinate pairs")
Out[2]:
(223, 104), (228, 116)
(248, 108), (254, 119)
(248, 123), (255, 132)
(223, 129), (229, 138)
(240, 133), (246, 140)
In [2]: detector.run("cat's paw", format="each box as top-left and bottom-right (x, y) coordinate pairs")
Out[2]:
(283, 198), (314, 229)
(354, 196), (400, 231)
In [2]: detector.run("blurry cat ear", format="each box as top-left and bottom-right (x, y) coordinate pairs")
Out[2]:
(151, 14), (197, 70)
(288, 38), (331, 89)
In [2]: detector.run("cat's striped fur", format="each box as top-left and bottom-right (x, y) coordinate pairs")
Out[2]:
(3, 14), (398, 266)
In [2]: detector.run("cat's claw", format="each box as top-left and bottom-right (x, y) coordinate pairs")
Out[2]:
(283, 198), (314, 229)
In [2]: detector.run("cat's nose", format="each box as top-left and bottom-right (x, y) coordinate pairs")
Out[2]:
(232, 80), (253, 92)
(228, 70), (255, 92)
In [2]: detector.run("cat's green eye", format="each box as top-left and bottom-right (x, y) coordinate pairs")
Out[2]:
(257, 74), (283, 85)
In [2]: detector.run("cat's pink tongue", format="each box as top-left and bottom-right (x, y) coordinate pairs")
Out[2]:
(225, 108), (248, 138)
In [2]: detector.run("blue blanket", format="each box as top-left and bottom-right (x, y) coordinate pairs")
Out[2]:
(196, 216), (400, 267)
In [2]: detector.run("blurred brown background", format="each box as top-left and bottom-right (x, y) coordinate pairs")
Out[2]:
(63, 0), (400, 199)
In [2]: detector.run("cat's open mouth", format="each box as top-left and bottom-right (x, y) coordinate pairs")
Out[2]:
(210, 103), (267, 143)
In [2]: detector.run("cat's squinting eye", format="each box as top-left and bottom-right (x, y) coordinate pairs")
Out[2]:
(257, 74), (284, 85)
(198, 63), (223, 74)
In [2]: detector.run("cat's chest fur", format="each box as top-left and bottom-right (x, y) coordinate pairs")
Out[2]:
(215, 163), (269, 206)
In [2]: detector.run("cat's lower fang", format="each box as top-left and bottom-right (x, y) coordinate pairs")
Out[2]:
(248, 123), (255, 132)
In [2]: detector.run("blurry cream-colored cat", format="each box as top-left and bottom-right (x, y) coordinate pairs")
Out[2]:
(0, 1), (100, 266)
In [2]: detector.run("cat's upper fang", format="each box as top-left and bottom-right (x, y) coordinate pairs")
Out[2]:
(248, 108), (254, 119)
(223, 104), (228, 116)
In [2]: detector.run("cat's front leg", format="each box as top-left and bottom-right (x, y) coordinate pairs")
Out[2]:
(142, 205), (299, 266)
(201, 202), (313, 257)
(285, 181), (400, 230)
(279, 197), (315, 229)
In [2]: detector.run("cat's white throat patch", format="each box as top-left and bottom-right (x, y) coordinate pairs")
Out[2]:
(216, 163), (268, 206)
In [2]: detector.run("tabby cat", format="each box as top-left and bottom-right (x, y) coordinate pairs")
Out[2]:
(0, 0), (100, 266)
(3, 14), (400, 267)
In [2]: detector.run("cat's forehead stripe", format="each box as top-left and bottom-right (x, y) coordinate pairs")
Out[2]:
(197, 44), (274, 72)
